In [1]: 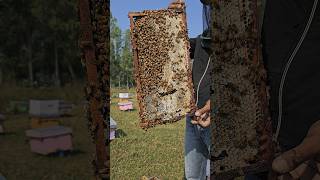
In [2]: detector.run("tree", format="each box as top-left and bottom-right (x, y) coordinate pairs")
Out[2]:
(0, 0), (81, 87)
(110, 15), (122, 87)
(31, 0), (80, 86)
(121, 29), (133, 89)
(0, 0), (37, 85)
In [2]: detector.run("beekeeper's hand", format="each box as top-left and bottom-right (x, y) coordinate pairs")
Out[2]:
(271, 120), (320, 179)
(191, 100), (211, 128)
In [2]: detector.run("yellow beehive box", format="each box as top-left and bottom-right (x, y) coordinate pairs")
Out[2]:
(30, 117), (60, 129)
(118, 93), (130, 103)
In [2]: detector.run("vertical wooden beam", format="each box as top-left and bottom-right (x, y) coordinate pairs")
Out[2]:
(78, 0), (109, 179)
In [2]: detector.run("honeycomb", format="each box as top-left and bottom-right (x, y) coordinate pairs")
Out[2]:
(210, 0), (272, 178)
(129, 7), (194, 129)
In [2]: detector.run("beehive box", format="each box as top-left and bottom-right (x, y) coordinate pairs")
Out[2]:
(29, 100), (73, 118)
(30, 117), (60, 129)
(118, 102), (134, 111)
(109, 117), (117, 140)
(29, 100), (60, 117)
(119, 93), (131, 103)
(210, 0), (272, 179)
(119, 93), (130, 99)
(58, 100), (73, 116)
(128, 4), (194, 129)
(25, 126), (73, 155)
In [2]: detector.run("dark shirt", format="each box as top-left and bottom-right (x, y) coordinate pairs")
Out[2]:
(262, 0), (320, 150)
(189, 36), (212, 109)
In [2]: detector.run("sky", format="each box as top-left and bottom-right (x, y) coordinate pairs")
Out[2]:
(110, 0), (203, 38)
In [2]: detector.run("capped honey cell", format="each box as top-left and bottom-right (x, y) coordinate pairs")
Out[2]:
(210, 0), (272, 179)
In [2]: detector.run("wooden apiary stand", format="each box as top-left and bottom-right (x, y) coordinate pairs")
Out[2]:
(128, 1), (195, 129)
(25, 126), (73, 155)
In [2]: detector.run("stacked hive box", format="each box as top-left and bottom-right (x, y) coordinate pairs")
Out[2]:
(25, 126), (73, 155)
(117, 93), (133, 111)
(28, 100), (73, 128)
(29, 100), (61, 128)
(30, 117), (60, 129)
(128, 4), (194, 129)
(26, 100), (73, 155)
(108, 117), (117, 140)
(118, 93), (130, 103)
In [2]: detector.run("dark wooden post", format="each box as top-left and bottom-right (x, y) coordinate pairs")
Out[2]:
(78, 0), (110, 179)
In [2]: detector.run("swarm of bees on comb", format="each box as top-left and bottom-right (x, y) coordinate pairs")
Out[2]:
(80, 0), (109, 144)
(129, 6), (195, 129)
(210, 0), (273, 179)
(79, 0), (109, 179)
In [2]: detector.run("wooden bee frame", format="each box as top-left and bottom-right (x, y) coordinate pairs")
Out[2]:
(128, 4), (195, 129)
(78, 0), (109, 179)
(210, 0), (273, 179)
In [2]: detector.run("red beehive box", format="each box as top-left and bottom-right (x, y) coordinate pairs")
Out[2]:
(25, 126), (73, 155)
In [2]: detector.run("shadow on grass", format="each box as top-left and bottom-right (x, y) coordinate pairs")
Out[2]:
(116, 129), (127, 138)
(41, 149), (87, 158)
(118, 109), (137, 112)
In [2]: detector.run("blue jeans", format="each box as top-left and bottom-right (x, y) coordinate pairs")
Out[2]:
(0, 174), (6, 180)
(184, 116), (211, 180)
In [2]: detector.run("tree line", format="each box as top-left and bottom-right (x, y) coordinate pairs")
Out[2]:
(0, 0), (133, 88)
(0, 0), (83, 87)
(110, 15), (134, 89)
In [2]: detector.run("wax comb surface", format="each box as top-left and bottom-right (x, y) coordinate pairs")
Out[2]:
(210, 0), (272, 178)
(129, 7), (194, 129)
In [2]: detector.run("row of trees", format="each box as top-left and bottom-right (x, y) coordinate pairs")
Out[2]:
(0, 0), (133, 88)
(0, 0), (82, 87)
(110, 15), (134, 88)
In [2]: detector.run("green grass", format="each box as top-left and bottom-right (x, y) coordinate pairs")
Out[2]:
(110, 91), (243, 180)
(0, 107), (95, 180)
(110, 91), (186, 179)
(0, 85), (95, 180)
(0, 86), (186, 179)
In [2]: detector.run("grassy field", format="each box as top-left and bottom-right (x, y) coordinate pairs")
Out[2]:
(110, 89), (185, 179)
(0, 86), (186, 179)
(0, 84), (95, 180)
